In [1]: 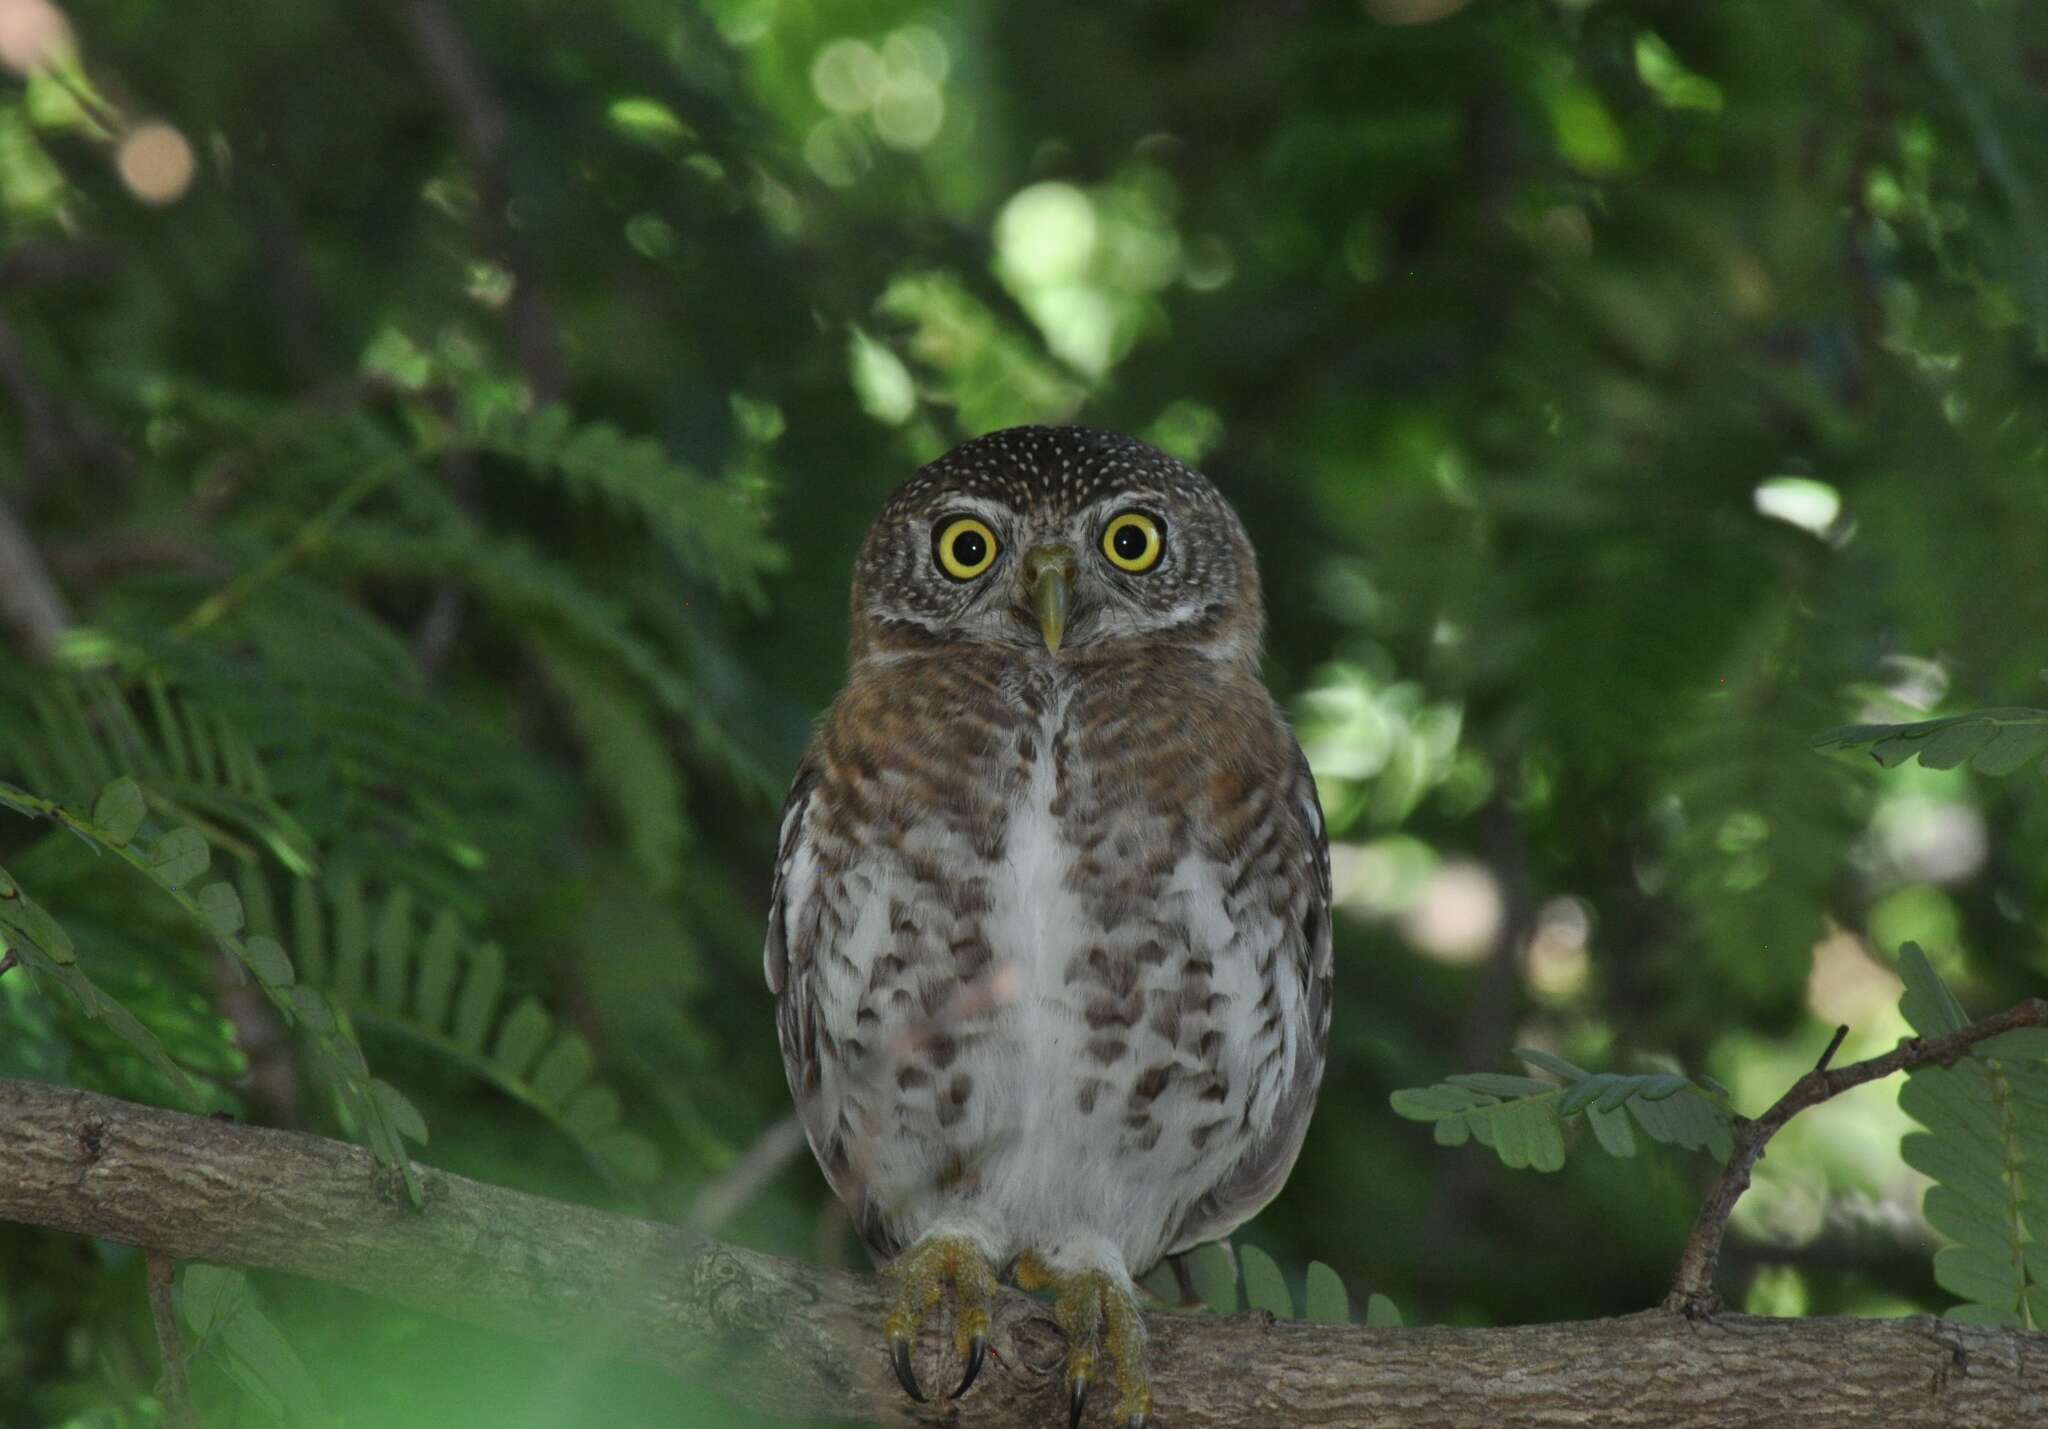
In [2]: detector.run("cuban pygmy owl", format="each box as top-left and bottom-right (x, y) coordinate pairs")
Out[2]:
(765, 426), (1331, 1426)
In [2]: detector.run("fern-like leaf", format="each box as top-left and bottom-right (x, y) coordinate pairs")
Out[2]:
(0, 670), (318, 875)
(1813, 708), (2048, 776)
(1895, 942), (2046, 1329)
(290, 874), (661, 1189)
(0, 851), (203, 1103)
(1391, 1051), (1734, 1169)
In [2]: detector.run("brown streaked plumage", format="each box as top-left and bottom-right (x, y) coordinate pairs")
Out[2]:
(765, 426), (1331, 1426)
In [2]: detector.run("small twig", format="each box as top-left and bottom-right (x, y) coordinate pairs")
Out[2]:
(0, 950), (17, 979)
(171, 451), (416, 639)
(1665, 997), (2048, 1316)
(146, 1247), (196, 1429)
(0, 491), (73, 661)
(386, 0), (565, 402)
(1813, 1023), (1850, 1073)
(684, 1115), (808, 1236)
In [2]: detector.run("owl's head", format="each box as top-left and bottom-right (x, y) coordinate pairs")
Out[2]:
(848, 426), (1263, 669)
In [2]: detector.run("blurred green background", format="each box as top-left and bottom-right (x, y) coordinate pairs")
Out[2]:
(2, 0), (2046, 1423)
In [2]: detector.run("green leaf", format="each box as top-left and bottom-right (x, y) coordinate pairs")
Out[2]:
(0, 867), (76, 964)
(1304, 1261), (1350, 1325)
(1932, 1246), (2025, 1317)
(490, 996), (551, 1079)
(1915, 721), (1997, 770)
(1390, 1084), (1494, 1120)
(330, 875), (368, 1002)
(1558, 1073), (1619, 1116)
(1445, 1072), (1557, 1098)
(1512, 1047), (1588, 1082)
(289, 986), (337, 1036)
(374, 887), (415, 1015)
(196, 881), (245, 937)
(1897, 941), (1969, 1038)
(242, 935), (295, 988)
(213, 1284), (329, 1425)
(92, 777), (147, 844)
(1974, 1027), (2048, 1060)
(562, 1085), (622, 1136)
(1971, 722), (2048, 776)
(178, 1263), (249, 1341)
(452, 940), (504, 1053)
(1239, 1244), (1294, 1317)
(1635, 1073), (1691, 1101)
(145, 828), (209, 889)
(1586, 1101), (1637, 1157)
(414, 909), (462, 1027)
(1364, 1292), (1403, 1328)
(372, 1078), (429, 1145)
(528, 1032), (595, 1109)
(1186, 1241), (1239, 1315)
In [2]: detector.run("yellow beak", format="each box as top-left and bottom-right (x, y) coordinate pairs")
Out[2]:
(1023, 546), (1074, 654)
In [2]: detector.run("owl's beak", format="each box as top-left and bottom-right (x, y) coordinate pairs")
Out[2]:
(1021, 546), (1074, 653)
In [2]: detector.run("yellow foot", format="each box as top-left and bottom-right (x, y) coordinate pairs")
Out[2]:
(883, 1232), (997, 1403)
(1025, 1256), (1151, 1429)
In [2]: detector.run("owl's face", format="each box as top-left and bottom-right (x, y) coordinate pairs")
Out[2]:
(849, 426), (1264, 669)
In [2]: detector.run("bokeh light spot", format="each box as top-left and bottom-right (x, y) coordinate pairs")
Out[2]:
(0, 0), (73, 76)
(811, 38), (882, 115)
(116, 122), (194, 206)
(996, 182), (1098, 288)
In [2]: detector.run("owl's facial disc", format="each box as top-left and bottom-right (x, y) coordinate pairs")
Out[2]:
(1019, 545), (1075, 653)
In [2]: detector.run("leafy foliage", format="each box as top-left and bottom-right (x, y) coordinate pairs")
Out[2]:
(178, 1264), (328, 1427)
(4, 0), (2048, 1420)
(1391, 1051), (1736, 1170)
(1814, 709), (2048, 778)
(285, 875), (661, 1189)
(1893, 942), (2048, 1330)
(1162, 1240), (1400, 1328)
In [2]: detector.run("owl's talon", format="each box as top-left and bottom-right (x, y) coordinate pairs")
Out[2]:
(890, 1334), (927, 1402)
(951, 1333), (987, 1398)
(883, 1232), (994, 1406)
(1048, 1263), (1150, 1428)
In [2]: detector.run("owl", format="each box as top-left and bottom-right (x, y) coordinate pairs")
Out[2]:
(765, 426), (1331, 1427)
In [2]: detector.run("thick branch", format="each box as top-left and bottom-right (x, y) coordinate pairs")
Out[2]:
(1667, 998), (2048, 1315)
(3, 1082), (2044, 1426)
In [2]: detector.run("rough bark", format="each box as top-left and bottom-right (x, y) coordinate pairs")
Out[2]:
(2, 1079), (2043, 1428)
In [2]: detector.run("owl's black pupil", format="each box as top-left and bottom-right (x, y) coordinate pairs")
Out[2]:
(1113, 524), (1147, 560)
(952, 530), (987, 567)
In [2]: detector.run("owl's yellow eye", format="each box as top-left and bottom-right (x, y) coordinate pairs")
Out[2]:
(933, 516), (999, 580)
(1101, 511), (1163, 573)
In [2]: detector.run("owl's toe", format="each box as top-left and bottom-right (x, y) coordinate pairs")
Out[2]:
(882, 1232), (996, 1405)
(1049, 1264), (1152, 1428)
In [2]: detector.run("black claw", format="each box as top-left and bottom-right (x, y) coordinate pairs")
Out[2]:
(891, 1335), (927, 1403)
(951, 1334), (987, 1398)
(1068, 1375), (1090, 1429)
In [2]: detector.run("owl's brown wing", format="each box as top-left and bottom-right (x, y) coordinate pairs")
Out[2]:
(762, 754), (900, 1255)
(1165, 742), (1333, 1257)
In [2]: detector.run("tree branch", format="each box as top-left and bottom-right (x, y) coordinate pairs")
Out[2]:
(1666, 997), (2048, 1316)
(4, 1080), (2044, 1426)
